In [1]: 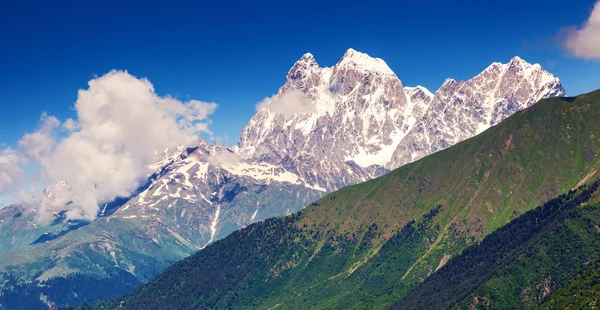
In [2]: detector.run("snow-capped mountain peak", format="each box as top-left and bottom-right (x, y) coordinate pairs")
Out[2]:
(404, 85), (434, 100)
(240, 48), (412, 169)
(508, 55), (528, 66)
(301, 52), (315, 60)
(285, 53), (321, 85)
(387, 56), (565, 169)
(295, 52), (318, 68)
(335, 48), (395, 76)
(438, 78), (458, 92)
(242, 51), (565, 173)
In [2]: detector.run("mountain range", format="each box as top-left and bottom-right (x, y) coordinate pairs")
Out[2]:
(89, 89), (600, 310)
(0, 49), (565, 308)
(240, 49), (564, 171)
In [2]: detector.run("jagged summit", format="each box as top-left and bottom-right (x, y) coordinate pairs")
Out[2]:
(404, 86), (434, 101)
(335, 48), (395, 76)
(288, 48), (396, 77)
(480, 56), (557, 80)
(508, 55), (527, 65)
(437, 78), (458, 91)
(415, 85), (433, 96)
(478, 56), (528, 73)
(505, 56), (535, 74)
(285, 52), (322, 90)
(295, 52), (318, 67)
(301, 52), (315, 59)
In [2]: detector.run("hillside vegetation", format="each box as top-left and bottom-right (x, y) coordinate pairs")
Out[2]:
(540, 260), (600, 309)
(395, 180), (600, 309)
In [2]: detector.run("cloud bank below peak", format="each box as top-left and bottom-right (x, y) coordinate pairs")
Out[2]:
(0, 70), (217, 223)
(256, 89), (315, 115)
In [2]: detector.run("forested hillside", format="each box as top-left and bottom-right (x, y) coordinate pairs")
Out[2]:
(540, 260), (600, 309)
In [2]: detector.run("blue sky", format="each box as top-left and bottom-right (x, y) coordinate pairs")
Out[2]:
(1, 0), (599, 148)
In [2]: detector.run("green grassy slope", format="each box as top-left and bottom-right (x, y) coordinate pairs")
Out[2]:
(393, 180), (600, 309)
(89, 90), (600, 309)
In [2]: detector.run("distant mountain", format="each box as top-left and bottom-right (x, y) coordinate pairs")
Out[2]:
(0, 50), (566, 308)
(88, 90), (600, 310)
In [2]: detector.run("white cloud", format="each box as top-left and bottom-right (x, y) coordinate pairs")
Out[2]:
(0, 148), (22, 194)
(208, 148), (240, 167)
(214, 134), (230, 146)
(564, 1), (600, 59)
(1, 70), (217, 223)
(256, 89), (315, 115)
(17, 113), (60, 162)
(62, 118), (78, 132)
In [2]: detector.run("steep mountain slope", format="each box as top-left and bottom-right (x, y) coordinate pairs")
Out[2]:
(0, 49), (565, 308)
(91, 90), (600, 309)
(394, 180), (600, 309)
